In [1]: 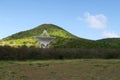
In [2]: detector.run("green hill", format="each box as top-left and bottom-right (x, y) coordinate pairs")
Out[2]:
(0, 24), (95, 48)
(0, 24), (120, 48)
(97, 38), (120, 48)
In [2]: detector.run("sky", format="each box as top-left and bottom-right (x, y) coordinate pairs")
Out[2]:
(0, 0), (120, 40)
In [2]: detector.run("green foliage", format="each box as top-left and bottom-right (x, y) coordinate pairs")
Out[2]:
(0, 46), (120, 60)
(97, 38), (120, 48)
(0, 24), (94, 48)
(0, 24), (120, 48)
(3, 24), (75, 40)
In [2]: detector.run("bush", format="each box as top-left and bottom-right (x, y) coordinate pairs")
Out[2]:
(0, 46), (120, 60)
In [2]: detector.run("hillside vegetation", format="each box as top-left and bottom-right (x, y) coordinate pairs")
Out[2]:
(0, 24), (94, 48)
(97, 38), (120, 48)
(0, 46), (120, 60)
(0, 24), (120, 48)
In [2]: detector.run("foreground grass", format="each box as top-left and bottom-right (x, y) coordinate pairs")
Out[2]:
(0, 59), (120, 80)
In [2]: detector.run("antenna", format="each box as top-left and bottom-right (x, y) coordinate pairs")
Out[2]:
(35, 30), (55, 48)
(41, 30), (50, 37)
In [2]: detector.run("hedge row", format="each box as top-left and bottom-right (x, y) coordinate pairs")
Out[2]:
(0, 46), (120, 60)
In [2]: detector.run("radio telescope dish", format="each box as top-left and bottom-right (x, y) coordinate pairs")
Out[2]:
(35, 30), (55, 48)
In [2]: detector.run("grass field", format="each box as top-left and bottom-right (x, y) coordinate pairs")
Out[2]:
(0, 59), (120, 80)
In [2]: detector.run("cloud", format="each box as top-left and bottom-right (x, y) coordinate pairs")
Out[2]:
(102, 31), (119, 38)
(78, 12), (120, 39)
(81, 12), (107, 29)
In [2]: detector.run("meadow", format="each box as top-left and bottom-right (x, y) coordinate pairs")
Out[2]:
(0, 59), (120, 80)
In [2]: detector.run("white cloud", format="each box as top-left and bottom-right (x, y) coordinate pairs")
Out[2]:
(102, 31), (119, 38)
(81, 12), (107, 29)
(78, 12), (120, 39)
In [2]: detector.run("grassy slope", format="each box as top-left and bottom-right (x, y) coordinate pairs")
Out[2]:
(1, 24), (120, 48)
(0, 24), (95, 48)
(97, 38), (120, 48)
(0, 59), (120, 80)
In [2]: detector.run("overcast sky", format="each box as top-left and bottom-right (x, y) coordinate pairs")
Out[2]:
(0, 0), (120, 40)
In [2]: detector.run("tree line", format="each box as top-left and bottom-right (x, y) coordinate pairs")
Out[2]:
(0, 46), (120, 60)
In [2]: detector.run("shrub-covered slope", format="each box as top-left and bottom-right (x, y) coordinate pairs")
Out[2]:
(97, 38), (120, 48)
(1, 24), (120, 48)
(0, 24), (95, 48)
